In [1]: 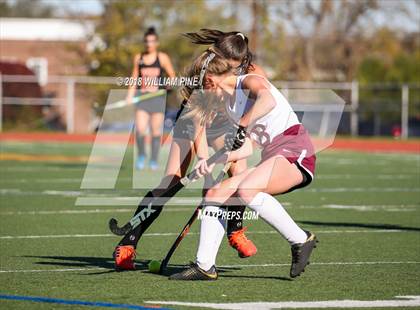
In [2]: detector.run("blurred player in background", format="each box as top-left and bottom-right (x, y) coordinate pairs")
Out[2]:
(126, 26), (175, 170)
(114, 30), (267, 271)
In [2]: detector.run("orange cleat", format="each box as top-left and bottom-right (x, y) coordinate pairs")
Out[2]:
(228, 227), (257, 258)
(114, 245), (136, 271)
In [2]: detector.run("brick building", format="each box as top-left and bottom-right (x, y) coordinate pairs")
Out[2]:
(0, 18), (95, 133)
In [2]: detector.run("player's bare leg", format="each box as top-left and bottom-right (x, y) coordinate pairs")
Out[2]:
(210, 136), (257, 258)
(171, 156), (317, 280)
(241, 156), (317, 277)
(150, 112), (164, 170)
(163, 138), (194, 183)
(135, 109), (150, 170)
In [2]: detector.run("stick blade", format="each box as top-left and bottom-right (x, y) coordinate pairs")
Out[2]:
(108, 218), (132, 236)
(158, 264), (165, 275)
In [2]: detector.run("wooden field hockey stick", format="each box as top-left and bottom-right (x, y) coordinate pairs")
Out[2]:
(159, 162), (232, 274)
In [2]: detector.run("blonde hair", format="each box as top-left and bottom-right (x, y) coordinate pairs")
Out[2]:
(181, 47), (233, 124)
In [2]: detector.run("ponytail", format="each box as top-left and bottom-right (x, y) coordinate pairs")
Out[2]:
(144, 26), (158, 39)
(183, 29), (227, 45)
(183, 29), (253, 74)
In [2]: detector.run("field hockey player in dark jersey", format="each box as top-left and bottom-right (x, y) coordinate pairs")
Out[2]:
(114, 29), (266, 271)
(126, 26), (175, 170)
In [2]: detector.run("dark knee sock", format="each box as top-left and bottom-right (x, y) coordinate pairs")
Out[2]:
(119, 191), (162, 247)
(136, 134), (145, 156)
(118, 175), (181, 248)
(151, 136), (161, 162)
(226, 205), (246, 236)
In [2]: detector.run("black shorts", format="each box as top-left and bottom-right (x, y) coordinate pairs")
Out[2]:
(172, 116), (195, 141)
(135, 92), (166, 114)
(282, 162), (313, 194)
(172, 107), (235, 145)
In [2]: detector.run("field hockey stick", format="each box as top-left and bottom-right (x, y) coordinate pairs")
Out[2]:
(109, 148), (228, 236)
(105, 89), (166, 111)
(159, 206), (201, 274)
(159, 162), (232, 274)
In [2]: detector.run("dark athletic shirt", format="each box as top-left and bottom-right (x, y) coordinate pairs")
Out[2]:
(138, 53), (164, 92)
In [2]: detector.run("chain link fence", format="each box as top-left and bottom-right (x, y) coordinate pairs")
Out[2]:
(0, 74), (418, 138)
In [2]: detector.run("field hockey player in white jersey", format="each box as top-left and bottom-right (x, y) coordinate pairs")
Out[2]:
(170, 44), (318, 281)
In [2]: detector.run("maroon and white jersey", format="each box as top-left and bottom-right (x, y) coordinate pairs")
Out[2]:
(225, 74), (300, 147)
(225, 74), (316, 183)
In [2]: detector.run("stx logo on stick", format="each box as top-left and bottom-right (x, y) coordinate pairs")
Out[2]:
(130, 203), (156, 227)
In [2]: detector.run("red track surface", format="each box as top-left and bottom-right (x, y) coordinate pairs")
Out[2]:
(0, 132), (419, 153)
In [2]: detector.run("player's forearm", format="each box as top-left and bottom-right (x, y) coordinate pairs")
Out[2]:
(165, 64), (176, 79)
(162, 54), (176, 79)
(193, 121), (209, 160)
(227, 137), (253, 161)
(216, 137), (252, 164)
(195, 140), (209, 160)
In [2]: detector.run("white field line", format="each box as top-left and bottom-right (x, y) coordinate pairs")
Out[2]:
(1, 204), (417, 216)
(74, 197), (203, 206)
(0, 189), (84, 197)
(0, 261), (419, 275)
(31, 187), (420, 194)
(0, 267), (105, 274)
(0, 161), (402, 172)
(0, 174), (418, 183)
(146, 295), (420, 309)
(0, 209), (133, 215)
(316, 159), (397, 166)
(1, 187), (419, 200)
(74, 197), (206, 206)
(218, 261), (420, 268)
(1, 187), (419, 207)
(321, 204), (417, 212)
(0, 233), (171, 239)
(77, 193), (418, 206)
(0, 177), (132, 184)
(0, 167), (84, 172)
(305, 187), (420, 193)
(0, 207), (191, 215)
(317, 174), (418, 180)
(2, 156), (409, 167)
(0, 229), (408, 240)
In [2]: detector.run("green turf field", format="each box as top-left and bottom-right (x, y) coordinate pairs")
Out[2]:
(0, 141), (419, 310)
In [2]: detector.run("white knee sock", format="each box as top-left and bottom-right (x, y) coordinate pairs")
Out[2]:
(196, 206), (226, 271)
(249, 192), (307, 245)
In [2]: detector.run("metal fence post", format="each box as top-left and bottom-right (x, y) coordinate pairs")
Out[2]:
(401, 84), (409, 139)
(350, 80), (359, 136)
(0, 74), (2, 132)
(66, 78), (75, 134)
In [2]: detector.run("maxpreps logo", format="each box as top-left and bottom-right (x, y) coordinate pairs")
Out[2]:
(197, 209), (259, 221)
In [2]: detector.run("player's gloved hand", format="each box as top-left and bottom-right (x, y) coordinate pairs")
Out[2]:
(224, 125), (247, 151)
(194, 158), (215, 178)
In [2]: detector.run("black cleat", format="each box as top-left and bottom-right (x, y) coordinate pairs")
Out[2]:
(169, 262), (218, 281)
(290, 231), (318, 278)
